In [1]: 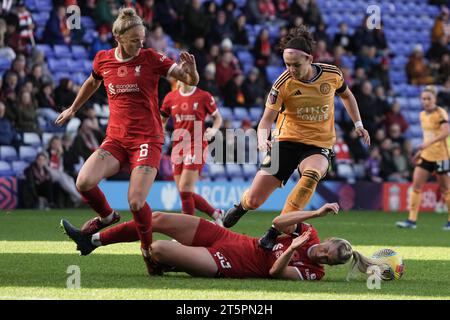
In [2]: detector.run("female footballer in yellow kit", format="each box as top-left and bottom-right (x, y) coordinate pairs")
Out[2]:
(223, 26), (370, 249)
(397, 86), (450, 230)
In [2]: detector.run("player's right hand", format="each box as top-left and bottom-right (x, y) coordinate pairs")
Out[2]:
(55, 107), (75, 126)
(258, 139), (272, 152)
(316, 203), (339, 217)
(290, 229), (311, 249)
(411, 150), (421, 164)
(355, 127), (370, 146)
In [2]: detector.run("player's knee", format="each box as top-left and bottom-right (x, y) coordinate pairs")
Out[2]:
(152, 211), (162, 219)
(246, 193), (263, 209)
(76, 175), (96, 192)
(150, 241), (165, 263)
(152, 211), (164, 225)
(178, 182), (194, 193)
(129, 198), (145, 212)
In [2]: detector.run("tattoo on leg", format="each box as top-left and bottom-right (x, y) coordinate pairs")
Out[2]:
(97, 149), (112, 160)
(136, 166), (154, 175)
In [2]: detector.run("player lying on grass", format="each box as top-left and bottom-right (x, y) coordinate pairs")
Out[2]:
(61, 203), (388, 281)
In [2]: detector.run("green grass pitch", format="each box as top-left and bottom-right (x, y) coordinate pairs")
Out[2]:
(1, 209), (449, 300)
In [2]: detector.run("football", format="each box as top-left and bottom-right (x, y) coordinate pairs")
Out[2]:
(371, 249), (405, 281)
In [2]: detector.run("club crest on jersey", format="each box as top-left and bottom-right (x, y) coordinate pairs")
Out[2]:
(135, 65), (141, 77)
(320, 83), (331, 95)
(268, 88), (278, 104)
(117, 66), (128, 77)
(193, 102), (198, 110)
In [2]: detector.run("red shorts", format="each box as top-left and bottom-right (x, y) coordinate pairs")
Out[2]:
(99, 136), (162, 172)
(171, 145), (206, 175)
(192, 219), (268, 278)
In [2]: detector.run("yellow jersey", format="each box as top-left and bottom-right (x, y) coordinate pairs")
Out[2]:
(265, 63), (346, 149)
(420, 106), (450, 161)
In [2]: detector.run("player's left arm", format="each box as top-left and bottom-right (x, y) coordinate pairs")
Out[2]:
(272, 203), (339, 231)
(269, 230), (311, 280)
(169, 52), (199, 86)
(205, 110), (223, 141)
(338, 87), (370, 145)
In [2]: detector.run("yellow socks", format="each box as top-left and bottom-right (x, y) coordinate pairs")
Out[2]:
(281, 168), (321, 214)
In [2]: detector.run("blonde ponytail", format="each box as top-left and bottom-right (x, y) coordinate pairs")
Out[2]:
(347, 250), (392, 281)
(112, 7), (144, 37)
(326, 238), (392, 281)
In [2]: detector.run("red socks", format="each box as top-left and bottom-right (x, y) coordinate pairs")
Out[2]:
(131, 202), (153, 250)
(100, 220), (139, 245)
(180, 192), (216, 217)
(192, 193), (215, 217)
(180, 191), (195, 215)
(78, 186), (113, 218)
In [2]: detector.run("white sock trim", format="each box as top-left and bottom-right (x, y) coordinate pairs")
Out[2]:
(99, 211), (115, 224)
(91, 233), (101, 247)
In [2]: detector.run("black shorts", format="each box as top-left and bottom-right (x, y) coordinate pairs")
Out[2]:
(417, 158), (450, 174)
(260, 141), (334, 186)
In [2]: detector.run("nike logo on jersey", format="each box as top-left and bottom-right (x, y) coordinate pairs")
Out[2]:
(137, 157), (148, 162)
(103, 70), (111, 75)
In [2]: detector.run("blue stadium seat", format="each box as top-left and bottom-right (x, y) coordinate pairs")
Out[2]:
(53, 45), (72, 59)
(23, 132), (41, 147)
(225, 164), (242, 178)
(233, 107), (249, 120)
(80, 16), (96, 30)
(48, 58), (68, 73)
(83, 60), (93, 73)
(34, 0), (53, 11)
(266, 66), (284, 85)
(336, 162), (356, 183)
(410, 138), (422, 149)
(409, 98), (422, 110)
(0, 59), (12, 71)
(232, 120), (242, 129)
(71, 45), (89, 59)
(72, 72), (88, 85)
(53, 72), (72, 84)
(67, 59), (85, 72)
(35, 44), (54, 58)
(236, 50), (254, 66)
(42, 132), (55, 147)
(82, 29), (98, 44)
(0, 146), (18, 162)
(66, 117), (81, 134)
(31, 12), (50, 27)
(12, 160), (29, 179)
(25, 0), (36, 10)
(19, 146), (38, 162)
(249, 107), (263, 121)
(0, 161), (14, 176)
(220, 106), (233, 120)
(208, 164), (226, 178)
(214, 176), (229, 182)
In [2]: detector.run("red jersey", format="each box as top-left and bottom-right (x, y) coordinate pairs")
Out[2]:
(194, 220), (325, 280)
(92, 48), (176, 143)
(160, 87), (217, 150)
(260, 223), (325, 281)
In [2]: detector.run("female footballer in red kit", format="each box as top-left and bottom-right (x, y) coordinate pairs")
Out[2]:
(55, 8), (199, 274)
(61, 203), (388, 280)
(161, 80), (224, 224)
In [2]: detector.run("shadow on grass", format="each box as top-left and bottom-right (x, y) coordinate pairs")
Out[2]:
(0, 253), (448, 298)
